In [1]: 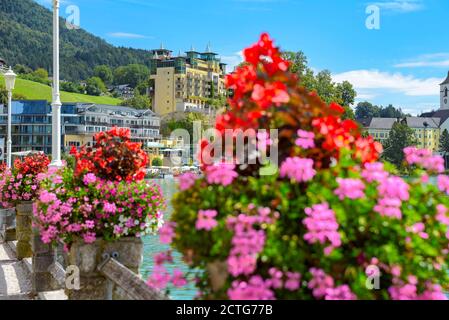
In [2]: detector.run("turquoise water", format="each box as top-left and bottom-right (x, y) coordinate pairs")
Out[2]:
(140, 178), (197, 300)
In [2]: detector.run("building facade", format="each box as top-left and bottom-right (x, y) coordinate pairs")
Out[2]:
(359, 117), (441, 152)
(0, 100), (161, 155)
(149, 45), (227, 115)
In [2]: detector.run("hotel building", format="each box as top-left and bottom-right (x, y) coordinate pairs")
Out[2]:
(149, 45), (227, 115)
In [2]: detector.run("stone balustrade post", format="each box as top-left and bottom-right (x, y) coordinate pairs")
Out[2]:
(66, 237), (143, 300)
(15, 202), (33, 259)
(31, 227), (62, 293)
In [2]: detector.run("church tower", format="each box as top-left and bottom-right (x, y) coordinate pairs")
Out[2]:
(441, 71), (449, 110)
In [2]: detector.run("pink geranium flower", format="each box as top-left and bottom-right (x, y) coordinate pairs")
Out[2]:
(196, 210), (218, 231)
(205, 163), (238, 186)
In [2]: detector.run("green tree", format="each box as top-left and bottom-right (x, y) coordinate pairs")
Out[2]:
(85, 77), (106, 96)
(283, 51), (356, 119)
(0, 84), (26, 104)
(94, 65), (113, 85)
(113, 64), (149, 88)
(32, 68), (48, 80)
(151, 157), (163, 167)
(355, 101), (380, 119)
(382, 122), (417, 168)
(61, 81), (83, 93)
(14, 64), (32, 74)
(379, 104), (406, 118)
(440, 129), (449, 153)
(120, 94), (151, 110)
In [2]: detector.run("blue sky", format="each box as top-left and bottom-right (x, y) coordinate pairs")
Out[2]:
(36, 0), (449, 115)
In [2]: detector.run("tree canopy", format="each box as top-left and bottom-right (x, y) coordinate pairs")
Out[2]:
(382, 121), (417, 168)
(282, 51), (356, 119)
(355, 101), (408, 119)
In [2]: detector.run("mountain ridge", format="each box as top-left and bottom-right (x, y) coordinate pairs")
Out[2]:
(0, 0), (153, 81)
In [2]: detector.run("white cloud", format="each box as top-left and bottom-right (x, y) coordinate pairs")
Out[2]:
(394, 53), (449, 68)
(221, 51), (244, 73)
(107, 32), (152, 39)
(333, 69), (440, 97)
(370, 0), (423, 13)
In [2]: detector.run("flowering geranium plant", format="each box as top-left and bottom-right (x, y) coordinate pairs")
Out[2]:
(153, 34), (449, 300)
(0, 153), (50, 206)
(34, 128), (164, 246)
(70, 127), (148, 182)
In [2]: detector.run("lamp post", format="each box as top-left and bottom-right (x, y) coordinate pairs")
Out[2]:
(50, 0), (63, 167)
(4, 67), (16, 168)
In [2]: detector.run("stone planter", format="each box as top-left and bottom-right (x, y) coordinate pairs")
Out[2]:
(65, 237), (143, 300)
(15, 201), (33, 259)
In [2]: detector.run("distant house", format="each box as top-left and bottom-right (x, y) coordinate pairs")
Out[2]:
(358, 117), (441, 152)
(109, 84), (135, 100)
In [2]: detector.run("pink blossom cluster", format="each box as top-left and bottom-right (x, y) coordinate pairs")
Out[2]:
(226, 214), (266, 276)
(0, 169), (14, 208)
(334, 178), (365, 200)
(303, 203), (341, 255)
(205, 163), (238, 187)
(406, 222), (429, 240)
(436, 205), (449, 240)
(147, 250), (188, 290)
(308, 268), (334, 298)
(280, 157), (316, 183)
(404, 147), (445, 173)
(374, 176), (410, 219)
(295, 130), (315, 149)
(34, 171), (165, 246)
(324, 285), (358, 300)
(159, 222), (176, 244)
(389, 276), (447, 300)
(227, 276), (275, 300)
(196, 210), (218, 231)
(0, 169), (39, 205)
(266, 268), (301, 291)
(361, 162), (388, 183)
(307, 268), (357, 300)
(437, 175), (449, 195)
(177, 172), (199, 191)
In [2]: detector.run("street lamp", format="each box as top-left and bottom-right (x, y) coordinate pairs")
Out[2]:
(4, 67), (16, 168)
(50, 0), (63, 167)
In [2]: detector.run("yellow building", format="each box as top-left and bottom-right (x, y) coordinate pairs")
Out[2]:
(149, 45), (227, 115)
(362, 118), (396, 145)
(405, 117), (440, 152)
(360, 117), (441, 152)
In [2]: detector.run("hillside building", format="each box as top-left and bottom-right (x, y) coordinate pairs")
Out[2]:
(148, 44), (227, 115)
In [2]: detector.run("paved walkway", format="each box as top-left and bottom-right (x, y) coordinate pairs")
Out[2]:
(0, 242), (33, 300)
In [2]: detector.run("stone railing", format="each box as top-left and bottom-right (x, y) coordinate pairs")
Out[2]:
(4, 202), (170, 300)
(0, 208), (16, 242)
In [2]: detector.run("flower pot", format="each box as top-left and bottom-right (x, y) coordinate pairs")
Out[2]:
(15, 201), (33, 260)
(65, 237), (143, 300)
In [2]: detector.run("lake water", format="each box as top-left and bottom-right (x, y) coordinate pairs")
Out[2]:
(140, 178), (197, 300)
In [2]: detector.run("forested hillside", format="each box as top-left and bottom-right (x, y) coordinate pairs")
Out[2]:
(0, 0), (153, 81)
